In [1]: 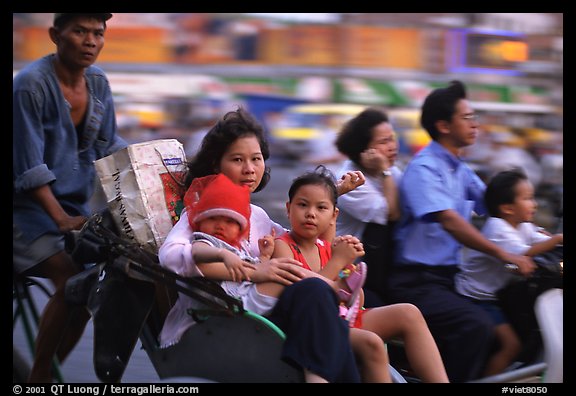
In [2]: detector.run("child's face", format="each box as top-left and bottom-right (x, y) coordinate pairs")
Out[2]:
(509, 179), (538, 223)
(286, 184), (337, 240)
(198, 215), (242, 245)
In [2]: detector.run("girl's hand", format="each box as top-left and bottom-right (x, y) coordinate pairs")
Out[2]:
(336, 171), (365, 196)
(332, 235), (365, 262)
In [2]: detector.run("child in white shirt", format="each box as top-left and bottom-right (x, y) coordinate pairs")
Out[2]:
(456, 168), (563, 376)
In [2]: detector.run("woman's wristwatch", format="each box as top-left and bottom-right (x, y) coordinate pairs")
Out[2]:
(381, 169), (392, 177)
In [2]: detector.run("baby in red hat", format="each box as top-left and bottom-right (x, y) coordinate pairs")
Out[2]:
(185, 173), (251, 248)
(183, 173), (265, 282)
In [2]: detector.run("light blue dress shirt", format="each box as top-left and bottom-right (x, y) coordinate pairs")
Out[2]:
(394, 141), (486, 267)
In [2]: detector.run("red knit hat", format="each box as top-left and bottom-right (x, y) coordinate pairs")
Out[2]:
(184, 174), (251, 240)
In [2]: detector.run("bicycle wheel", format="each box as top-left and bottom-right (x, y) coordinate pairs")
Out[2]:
(13, 346), (30, 383)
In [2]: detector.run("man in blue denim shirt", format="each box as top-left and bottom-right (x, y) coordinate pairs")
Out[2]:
(387, 81), (535, 382)
(13, 13), (127, 382)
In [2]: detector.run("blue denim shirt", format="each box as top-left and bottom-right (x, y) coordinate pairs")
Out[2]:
(13, 54), (127, 242)
(394, 141), (486, 267)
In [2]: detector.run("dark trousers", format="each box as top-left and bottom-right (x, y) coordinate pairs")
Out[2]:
(267, 278), (361, 383)
(361, 222), (396, 307)
(388, 265), (495, 382)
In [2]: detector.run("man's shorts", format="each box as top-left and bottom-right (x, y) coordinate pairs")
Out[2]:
(13, 224), (64, 275)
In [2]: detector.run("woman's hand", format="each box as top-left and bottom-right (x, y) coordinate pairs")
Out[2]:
(336, 171), (365, 196)
(250, 257), (307, 286)
(360, 148), (390, 175)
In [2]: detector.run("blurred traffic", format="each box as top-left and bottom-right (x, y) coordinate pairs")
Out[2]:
(14, 12), (563, 231)
(13, 13), (563, 383)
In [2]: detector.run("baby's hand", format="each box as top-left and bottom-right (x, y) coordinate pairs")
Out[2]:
(222, 250), (255, 282)
(258, 233), (276, 260)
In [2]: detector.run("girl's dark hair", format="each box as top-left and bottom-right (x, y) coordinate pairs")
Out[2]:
(485, 168), (528, 217)
(335, 108), (389, 166)
(288, 165), (338, 207)
(183, 107), (271, 192)
(420, 80), (467, 141)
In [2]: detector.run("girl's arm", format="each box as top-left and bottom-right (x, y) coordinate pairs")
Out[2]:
(321, 171), (366, 242)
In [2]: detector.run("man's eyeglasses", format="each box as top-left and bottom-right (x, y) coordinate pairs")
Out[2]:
(461, 114), (479, 122)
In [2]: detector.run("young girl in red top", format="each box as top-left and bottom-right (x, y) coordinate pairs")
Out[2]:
(267, 165), (449, 383)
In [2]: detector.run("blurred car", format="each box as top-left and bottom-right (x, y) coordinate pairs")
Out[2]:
(386, 108), (431, 157)
(269, 103), (367, 161)
(269, 104), (431, 164)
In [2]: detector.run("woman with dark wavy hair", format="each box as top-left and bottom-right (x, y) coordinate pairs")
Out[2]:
(334, 107), (402, 307)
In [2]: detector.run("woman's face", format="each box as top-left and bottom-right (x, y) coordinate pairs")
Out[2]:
(218, 135), (265, 193)
(367, 121), (398, 165)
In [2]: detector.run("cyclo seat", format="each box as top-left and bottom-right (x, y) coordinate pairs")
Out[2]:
(64, 211), (303, 383)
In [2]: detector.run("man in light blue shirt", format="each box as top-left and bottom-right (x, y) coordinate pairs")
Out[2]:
(388, 80), (534, 382)
(13, 13), (127, 382)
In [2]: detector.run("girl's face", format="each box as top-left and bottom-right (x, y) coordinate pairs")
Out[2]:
(507, 179), (538, 224)
(286, 184), (338, 240)
(198, 215), (242, 246)
(367, 121), (398, 166)
(218, 135), (265, 193)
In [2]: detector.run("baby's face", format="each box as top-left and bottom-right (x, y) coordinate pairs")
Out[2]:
(198, 215), (242, 244)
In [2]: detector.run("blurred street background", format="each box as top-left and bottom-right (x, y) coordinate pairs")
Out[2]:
(13, 13), (563, 383)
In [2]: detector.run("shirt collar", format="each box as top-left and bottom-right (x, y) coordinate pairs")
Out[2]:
(429, 140), (463, 170)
